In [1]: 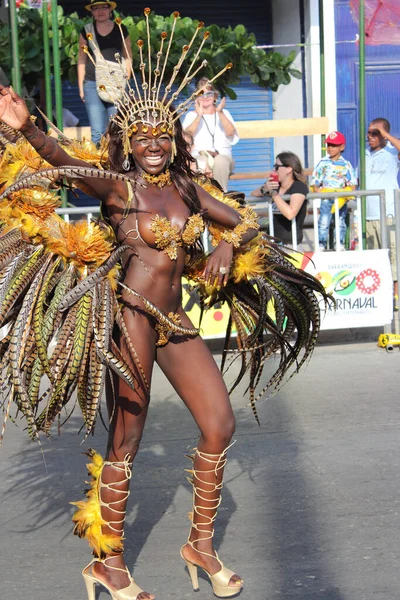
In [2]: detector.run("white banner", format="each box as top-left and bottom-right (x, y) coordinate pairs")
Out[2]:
(27, 0), (43, 7)
(302, 249), (393, 329)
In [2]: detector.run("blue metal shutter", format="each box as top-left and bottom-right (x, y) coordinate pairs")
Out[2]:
(336, 0), (400, 176)
(225, 80), (273, 197)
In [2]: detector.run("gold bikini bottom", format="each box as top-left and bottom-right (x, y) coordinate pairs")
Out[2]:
(118, 281), (200, 347)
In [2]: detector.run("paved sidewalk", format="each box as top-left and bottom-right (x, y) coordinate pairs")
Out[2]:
(1, 341), (399, 600)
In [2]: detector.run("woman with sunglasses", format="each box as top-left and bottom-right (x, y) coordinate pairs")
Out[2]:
(78, 1), (132, 145)
(182, 78), (239, 191)
(252, 151), (308, 247)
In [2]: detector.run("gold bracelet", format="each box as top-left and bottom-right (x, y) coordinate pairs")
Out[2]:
(209, 206), (260, 248)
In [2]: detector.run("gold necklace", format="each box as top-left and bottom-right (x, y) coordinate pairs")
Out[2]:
(142, 169), (172, 188)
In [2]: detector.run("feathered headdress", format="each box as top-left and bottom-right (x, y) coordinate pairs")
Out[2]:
(82, 8), (232, 159)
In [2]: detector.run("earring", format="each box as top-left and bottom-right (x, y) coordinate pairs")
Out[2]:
(122, 157), (131, 171)
(171, 138), (177, 163)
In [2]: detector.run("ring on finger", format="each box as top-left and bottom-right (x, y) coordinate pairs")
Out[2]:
(219, 266), (227, 274)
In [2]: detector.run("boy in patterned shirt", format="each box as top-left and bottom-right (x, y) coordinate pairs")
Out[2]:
(311, 131), (357, 251)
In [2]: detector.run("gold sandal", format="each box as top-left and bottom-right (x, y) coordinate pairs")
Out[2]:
(83, 557), (145, 600)
(72, 451), (153, 599)
(181, 444), (243, 598)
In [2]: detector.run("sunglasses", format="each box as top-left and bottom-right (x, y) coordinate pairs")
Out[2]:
(367, 129), (380, 137)
(200, 91), (215, 99)
(273, 163), (286, 170)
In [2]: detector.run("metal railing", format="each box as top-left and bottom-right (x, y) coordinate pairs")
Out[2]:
(56, 189), (390, 254)
(56, 205), (101, 223)
(249, 188), (388, 252)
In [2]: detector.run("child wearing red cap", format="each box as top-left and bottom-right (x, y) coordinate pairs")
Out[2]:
(311, 131), (357, 251)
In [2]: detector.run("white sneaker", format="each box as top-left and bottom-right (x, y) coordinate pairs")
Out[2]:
(318, 245), (325, 252)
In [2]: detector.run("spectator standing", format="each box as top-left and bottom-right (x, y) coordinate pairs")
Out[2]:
(365, 118), (400, 302)
(182, 78), (239, 191)
(311, 131), (357, 251)
(251, 151), (308, 247)
(77, 1), (132, 145)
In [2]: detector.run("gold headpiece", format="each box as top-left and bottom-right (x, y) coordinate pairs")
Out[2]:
(82, 8), (232, 159)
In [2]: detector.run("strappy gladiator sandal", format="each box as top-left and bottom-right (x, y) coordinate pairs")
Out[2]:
(83, 557), (145, 600)
(180, 444), (243, 598)
(71, 450), (152, 600)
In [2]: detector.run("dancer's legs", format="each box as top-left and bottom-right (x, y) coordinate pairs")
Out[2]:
(92, 307), (157, 599)
(157, 320), (241, 589)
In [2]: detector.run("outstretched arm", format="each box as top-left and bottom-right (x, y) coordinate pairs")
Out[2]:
(0, 85), (85, 167)
(0, 85), (123, 201)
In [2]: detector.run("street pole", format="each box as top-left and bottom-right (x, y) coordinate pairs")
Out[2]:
(318, 0), (326, 154)
(51, 0), (68, 208)
(9, 0), (22, 94)
(359, 0), (366, 248)
(42, 1), (53, 120)
(51, 0), (63, 131)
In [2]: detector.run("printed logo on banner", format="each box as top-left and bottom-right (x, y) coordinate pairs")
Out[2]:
(303, 249), (393, 329)
(181, 249), (392, 338)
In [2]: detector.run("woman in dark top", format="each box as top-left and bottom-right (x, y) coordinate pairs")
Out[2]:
(78, 1), (132, 144)
(252, 151), (308, 246)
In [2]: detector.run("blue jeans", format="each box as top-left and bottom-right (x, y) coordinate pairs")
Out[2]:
(318, 198), (348, 248)
(83, 80), (116, 145)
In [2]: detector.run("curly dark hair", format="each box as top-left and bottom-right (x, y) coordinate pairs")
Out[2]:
(106, 112), (201, 214)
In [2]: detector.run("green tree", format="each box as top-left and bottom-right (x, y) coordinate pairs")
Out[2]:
(0, 5), (301, 98)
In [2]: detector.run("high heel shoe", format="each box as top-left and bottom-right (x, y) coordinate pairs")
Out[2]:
(180, 546), (243, 598)
(72, 452), (152, 599)
(181, 444), (243, 598)
(82, 557), (145, 600)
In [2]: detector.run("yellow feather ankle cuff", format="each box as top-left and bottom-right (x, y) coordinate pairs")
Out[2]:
(70, 449), (124, 558)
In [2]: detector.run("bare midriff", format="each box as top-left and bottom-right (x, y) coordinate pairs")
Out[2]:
(104, 183), (195, 316)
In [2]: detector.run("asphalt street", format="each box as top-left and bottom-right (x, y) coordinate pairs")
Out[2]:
(1, 341), (399, 600)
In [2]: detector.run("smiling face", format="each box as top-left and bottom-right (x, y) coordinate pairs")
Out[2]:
(130, 124), (172, 175)
(198, 89), (217, 110)
(196, 78), (218, 113)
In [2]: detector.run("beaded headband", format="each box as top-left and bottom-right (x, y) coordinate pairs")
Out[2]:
(82, 7), (232, 159)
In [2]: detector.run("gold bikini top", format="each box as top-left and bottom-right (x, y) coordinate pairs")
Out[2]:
(119, 181), (205, 261)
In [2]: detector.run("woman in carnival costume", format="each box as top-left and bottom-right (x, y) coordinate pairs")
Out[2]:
(0, 9), (329, 600)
